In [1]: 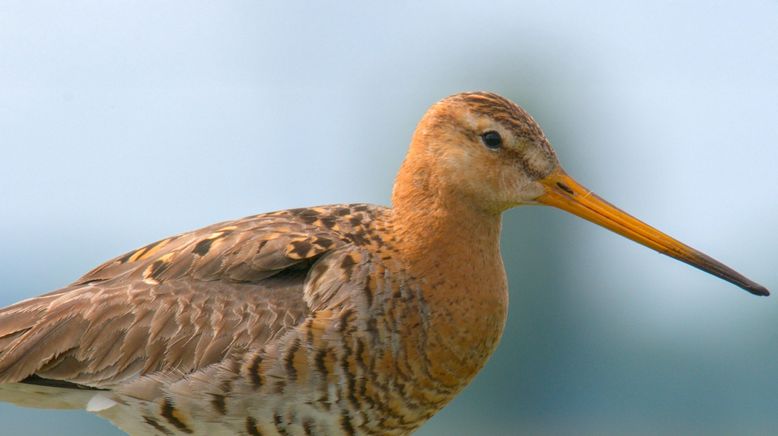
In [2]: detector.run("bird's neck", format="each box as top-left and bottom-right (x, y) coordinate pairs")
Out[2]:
(388, 157), (509, 390)
(390, 183), (505, 281)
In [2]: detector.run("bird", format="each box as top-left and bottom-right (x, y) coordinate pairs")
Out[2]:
(0, 92), (768, 436)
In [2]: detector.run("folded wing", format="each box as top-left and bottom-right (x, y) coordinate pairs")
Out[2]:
(0, 211), (347, 390)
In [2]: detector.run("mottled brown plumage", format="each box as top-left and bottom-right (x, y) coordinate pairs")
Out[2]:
(0, 92), (767, 436)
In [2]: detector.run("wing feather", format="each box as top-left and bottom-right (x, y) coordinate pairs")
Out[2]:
(0, 210), (352, 390)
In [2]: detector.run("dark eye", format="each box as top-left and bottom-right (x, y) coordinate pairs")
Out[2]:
(481, 131), (502, 149)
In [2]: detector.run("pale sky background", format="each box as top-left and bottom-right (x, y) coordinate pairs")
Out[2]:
(1, 1), (777, 435)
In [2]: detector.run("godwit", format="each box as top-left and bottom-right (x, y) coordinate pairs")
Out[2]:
(0, 92), (767, 435)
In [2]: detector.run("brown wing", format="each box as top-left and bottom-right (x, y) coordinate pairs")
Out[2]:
(0, 210), (348, 388)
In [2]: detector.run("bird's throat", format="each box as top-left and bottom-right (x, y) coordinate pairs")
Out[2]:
(389, 173), (509, 391)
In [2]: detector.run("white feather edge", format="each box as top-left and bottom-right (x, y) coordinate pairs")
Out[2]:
(86, 393), (118, 412)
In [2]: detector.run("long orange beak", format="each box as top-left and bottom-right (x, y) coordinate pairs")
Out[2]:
(535, 168), (769, 296)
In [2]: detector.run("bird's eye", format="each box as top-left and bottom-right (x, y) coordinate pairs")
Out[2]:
(481, 131), (502, 149)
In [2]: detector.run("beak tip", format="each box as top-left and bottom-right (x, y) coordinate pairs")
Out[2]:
(747, 284), (770, 297)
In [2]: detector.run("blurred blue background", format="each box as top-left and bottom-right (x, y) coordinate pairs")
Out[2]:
(1, 1), (776, 435)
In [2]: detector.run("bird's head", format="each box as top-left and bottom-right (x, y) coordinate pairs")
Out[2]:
(401, 92), (560, 212)
(393, 91), (768, 296)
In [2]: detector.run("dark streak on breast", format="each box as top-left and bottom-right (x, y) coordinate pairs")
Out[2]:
(285, 338), (301, 381)
(143, 416), (174, 435)
(246, 416), (263, 436)
(160, 399), (193, 434)
(303, 418), (315, 436)
(363, 276), (375, 309)
(248, 354), (263, 388)
(273, 412), (290, 436)
(338, 309), (354, 333)
(210, 393), (227, 415)
(340, 410), (357, 436)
